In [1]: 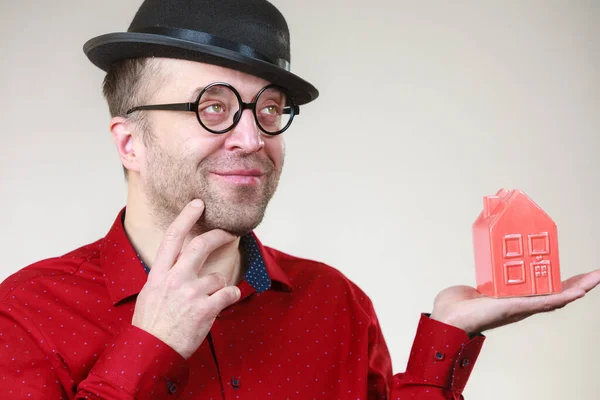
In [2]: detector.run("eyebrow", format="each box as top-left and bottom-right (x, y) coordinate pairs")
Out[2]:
(189, 85), (231, 102)
(189, 86), (206, 102)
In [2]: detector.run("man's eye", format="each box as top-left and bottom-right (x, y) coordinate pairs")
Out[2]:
(206, 104), (224, 113)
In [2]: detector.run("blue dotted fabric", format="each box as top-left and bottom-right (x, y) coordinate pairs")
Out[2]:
(139, 234), (271, 293)
(239, 234), (272, 293)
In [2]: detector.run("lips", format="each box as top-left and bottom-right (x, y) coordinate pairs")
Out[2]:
(210, 169), (264, 185)
(213, 169), (263, 177)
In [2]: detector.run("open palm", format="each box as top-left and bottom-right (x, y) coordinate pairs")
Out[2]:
(430, 268), (600, 335)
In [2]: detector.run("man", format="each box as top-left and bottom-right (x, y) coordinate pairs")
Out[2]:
(1, 0), (598, 399)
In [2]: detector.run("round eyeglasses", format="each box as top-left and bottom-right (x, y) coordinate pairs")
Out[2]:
(125, 82), (300, 136)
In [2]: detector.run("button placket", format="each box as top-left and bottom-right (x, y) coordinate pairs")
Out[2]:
(230, 376), (241, 390)
(449, 336), (484, 393)
(167, 379), (178, 395)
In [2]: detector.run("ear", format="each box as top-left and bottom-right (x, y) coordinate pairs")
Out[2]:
(110, 116), (142, 174)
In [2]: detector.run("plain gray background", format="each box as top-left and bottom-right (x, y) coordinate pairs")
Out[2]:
(1, 1), (598, 398)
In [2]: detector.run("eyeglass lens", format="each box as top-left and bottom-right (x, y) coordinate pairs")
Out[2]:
(198, 85), (291, 134)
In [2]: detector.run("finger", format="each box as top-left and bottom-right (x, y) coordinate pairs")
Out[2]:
(562, 269), (600, 293)
(203, 286), (242, 316)
(498, 270), (600, 318)
(173, 229), (238, 276)
(196, 273), (228, 296)
(504, 286), (585, 317)
(151, 199), (205, 277)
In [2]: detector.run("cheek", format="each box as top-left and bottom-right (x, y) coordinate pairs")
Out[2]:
(152, 116), (227, 162)
(182, 135), (225, 163)
(264, 137), (285, 169)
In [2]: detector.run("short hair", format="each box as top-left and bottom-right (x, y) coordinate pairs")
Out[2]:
(101, 57), (163, 177)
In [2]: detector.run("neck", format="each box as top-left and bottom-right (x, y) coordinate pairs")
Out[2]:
(123, 186), (244, 286)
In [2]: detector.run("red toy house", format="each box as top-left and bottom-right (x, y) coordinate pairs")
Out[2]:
(472, 188), (562, 298)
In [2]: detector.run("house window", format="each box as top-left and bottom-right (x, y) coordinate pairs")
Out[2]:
(503, 234), (523, 258)
(504, 261), (525, 285)
(529, 233), (550, 255)
(532, 260), (550, 277)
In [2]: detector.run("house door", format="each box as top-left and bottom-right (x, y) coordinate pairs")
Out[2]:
(528, 232), (552, 295)
(531, 260), (551, 294)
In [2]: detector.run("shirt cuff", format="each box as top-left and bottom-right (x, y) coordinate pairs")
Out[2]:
(82, 324), (189, 398)
(404, 313), (485, 393)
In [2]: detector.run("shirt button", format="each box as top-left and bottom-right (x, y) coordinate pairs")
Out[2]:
(460, 358), (471, 368)
(434, 351), (445, 361)
(231, 376), (241, 389)
(167, 380), (178, 395)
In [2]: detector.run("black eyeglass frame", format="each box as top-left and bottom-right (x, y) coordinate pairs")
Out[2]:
(125, 82), (300, 136)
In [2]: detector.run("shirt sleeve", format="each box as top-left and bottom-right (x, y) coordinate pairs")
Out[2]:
(0, 304), (69, 399)
(367, 307), (485, 399)
(0, 303), (189, 399)
(77, 324), (190, 399)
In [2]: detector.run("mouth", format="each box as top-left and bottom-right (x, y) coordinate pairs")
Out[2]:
(210, 169), (265, 185)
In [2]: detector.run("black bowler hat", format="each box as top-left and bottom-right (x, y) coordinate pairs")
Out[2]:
(83, 0), (318, 105)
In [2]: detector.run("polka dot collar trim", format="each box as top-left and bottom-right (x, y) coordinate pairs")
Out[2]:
(138, 234), (272, 293)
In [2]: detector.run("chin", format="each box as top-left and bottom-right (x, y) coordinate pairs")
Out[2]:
(201, 221), (260, 237)
(199, 208), (266, 237)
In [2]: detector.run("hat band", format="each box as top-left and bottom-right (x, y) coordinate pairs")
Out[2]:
(131, 26), (291, 71)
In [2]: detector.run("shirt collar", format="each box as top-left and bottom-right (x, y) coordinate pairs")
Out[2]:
(99, 207), (292, 305)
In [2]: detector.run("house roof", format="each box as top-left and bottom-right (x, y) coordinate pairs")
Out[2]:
(474, 188), (553, 228)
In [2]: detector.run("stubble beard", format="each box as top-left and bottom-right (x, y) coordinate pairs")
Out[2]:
(143, 142), (281, 237)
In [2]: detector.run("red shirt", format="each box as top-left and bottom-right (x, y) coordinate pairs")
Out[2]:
(0, 208), (485, 399)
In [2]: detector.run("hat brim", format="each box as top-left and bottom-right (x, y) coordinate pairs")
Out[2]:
(83, 32), (319, 105)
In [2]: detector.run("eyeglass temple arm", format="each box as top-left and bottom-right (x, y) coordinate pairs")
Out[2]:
(126, 103), (195, 115)
(283, 105), (300, 115)
(126, 103), (299, 116)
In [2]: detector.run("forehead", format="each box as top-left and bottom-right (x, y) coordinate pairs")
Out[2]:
(154, 58), (273, 99)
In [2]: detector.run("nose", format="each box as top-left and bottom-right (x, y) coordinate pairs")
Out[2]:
(225, 107), (264, 153)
